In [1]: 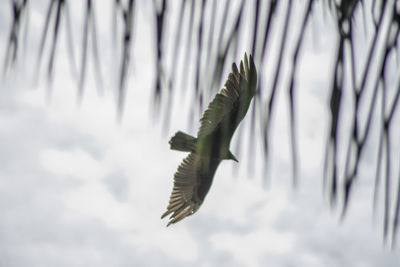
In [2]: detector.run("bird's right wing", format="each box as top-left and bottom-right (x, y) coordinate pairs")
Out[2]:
(161, 153), (220, 226)
(197, 53), (257, 137)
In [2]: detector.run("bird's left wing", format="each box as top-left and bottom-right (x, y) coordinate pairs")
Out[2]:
(161, 153), (220, 226)
(197, 53), (257, 137)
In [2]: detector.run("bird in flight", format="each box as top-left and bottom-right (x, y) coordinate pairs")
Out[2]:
(161, 53), (257, 226)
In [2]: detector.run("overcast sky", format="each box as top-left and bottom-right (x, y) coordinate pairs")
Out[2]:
(0, 1), (399, 267)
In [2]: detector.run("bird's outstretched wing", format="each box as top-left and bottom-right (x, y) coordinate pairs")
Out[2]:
(161, 153), (220, 226)
(197, 53), (257, 137)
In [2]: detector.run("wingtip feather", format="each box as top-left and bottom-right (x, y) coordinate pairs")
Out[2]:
(161, 209), (171, 219)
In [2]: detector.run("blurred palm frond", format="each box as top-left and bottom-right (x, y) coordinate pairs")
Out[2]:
(3, 0), (400, 246)
(3, 0), (28, 76)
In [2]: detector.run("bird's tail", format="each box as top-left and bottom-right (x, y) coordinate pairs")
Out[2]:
(169, 131), (197, 152)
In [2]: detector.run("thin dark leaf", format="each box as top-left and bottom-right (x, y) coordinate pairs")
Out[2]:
(64, 2), (78, 79)
(3, 0), (28, 75)
(167, 0), (187, 96)
(47, 0), (64, 84)
(263, 0), (293, 160)
(90, 2), (104, 95)
(78, 0), (91, 102)
(118, 0), (135, 120)
(251, 0), (261, 57)
(287, 0), (314, 185)
(35, 0), (54, 83)
(324, 36), (345, 206)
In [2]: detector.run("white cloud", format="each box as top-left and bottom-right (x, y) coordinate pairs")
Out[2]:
(41, 148), (104, 181)
(210, 229), (294, 267)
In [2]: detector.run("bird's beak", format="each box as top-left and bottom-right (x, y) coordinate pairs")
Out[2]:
(229, 152), (238, 162)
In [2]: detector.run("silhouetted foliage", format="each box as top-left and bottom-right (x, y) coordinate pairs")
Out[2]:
(3, 0), (400, 246)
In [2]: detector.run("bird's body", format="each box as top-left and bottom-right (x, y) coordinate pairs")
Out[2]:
(162, 54), (257, 226)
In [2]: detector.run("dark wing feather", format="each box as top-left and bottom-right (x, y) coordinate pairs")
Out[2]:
(197, 53), (257, 137)
(161, 153), (221, 226)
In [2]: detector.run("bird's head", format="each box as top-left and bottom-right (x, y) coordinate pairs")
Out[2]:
(227, 150), (238, 162)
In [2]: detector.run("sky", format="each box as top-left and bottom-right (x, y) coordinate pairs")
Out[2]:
(0, 1), (399, 267)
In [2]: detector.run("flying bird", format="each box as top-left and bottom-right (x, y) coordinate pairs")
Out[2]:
(161, 53), (257, 226)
